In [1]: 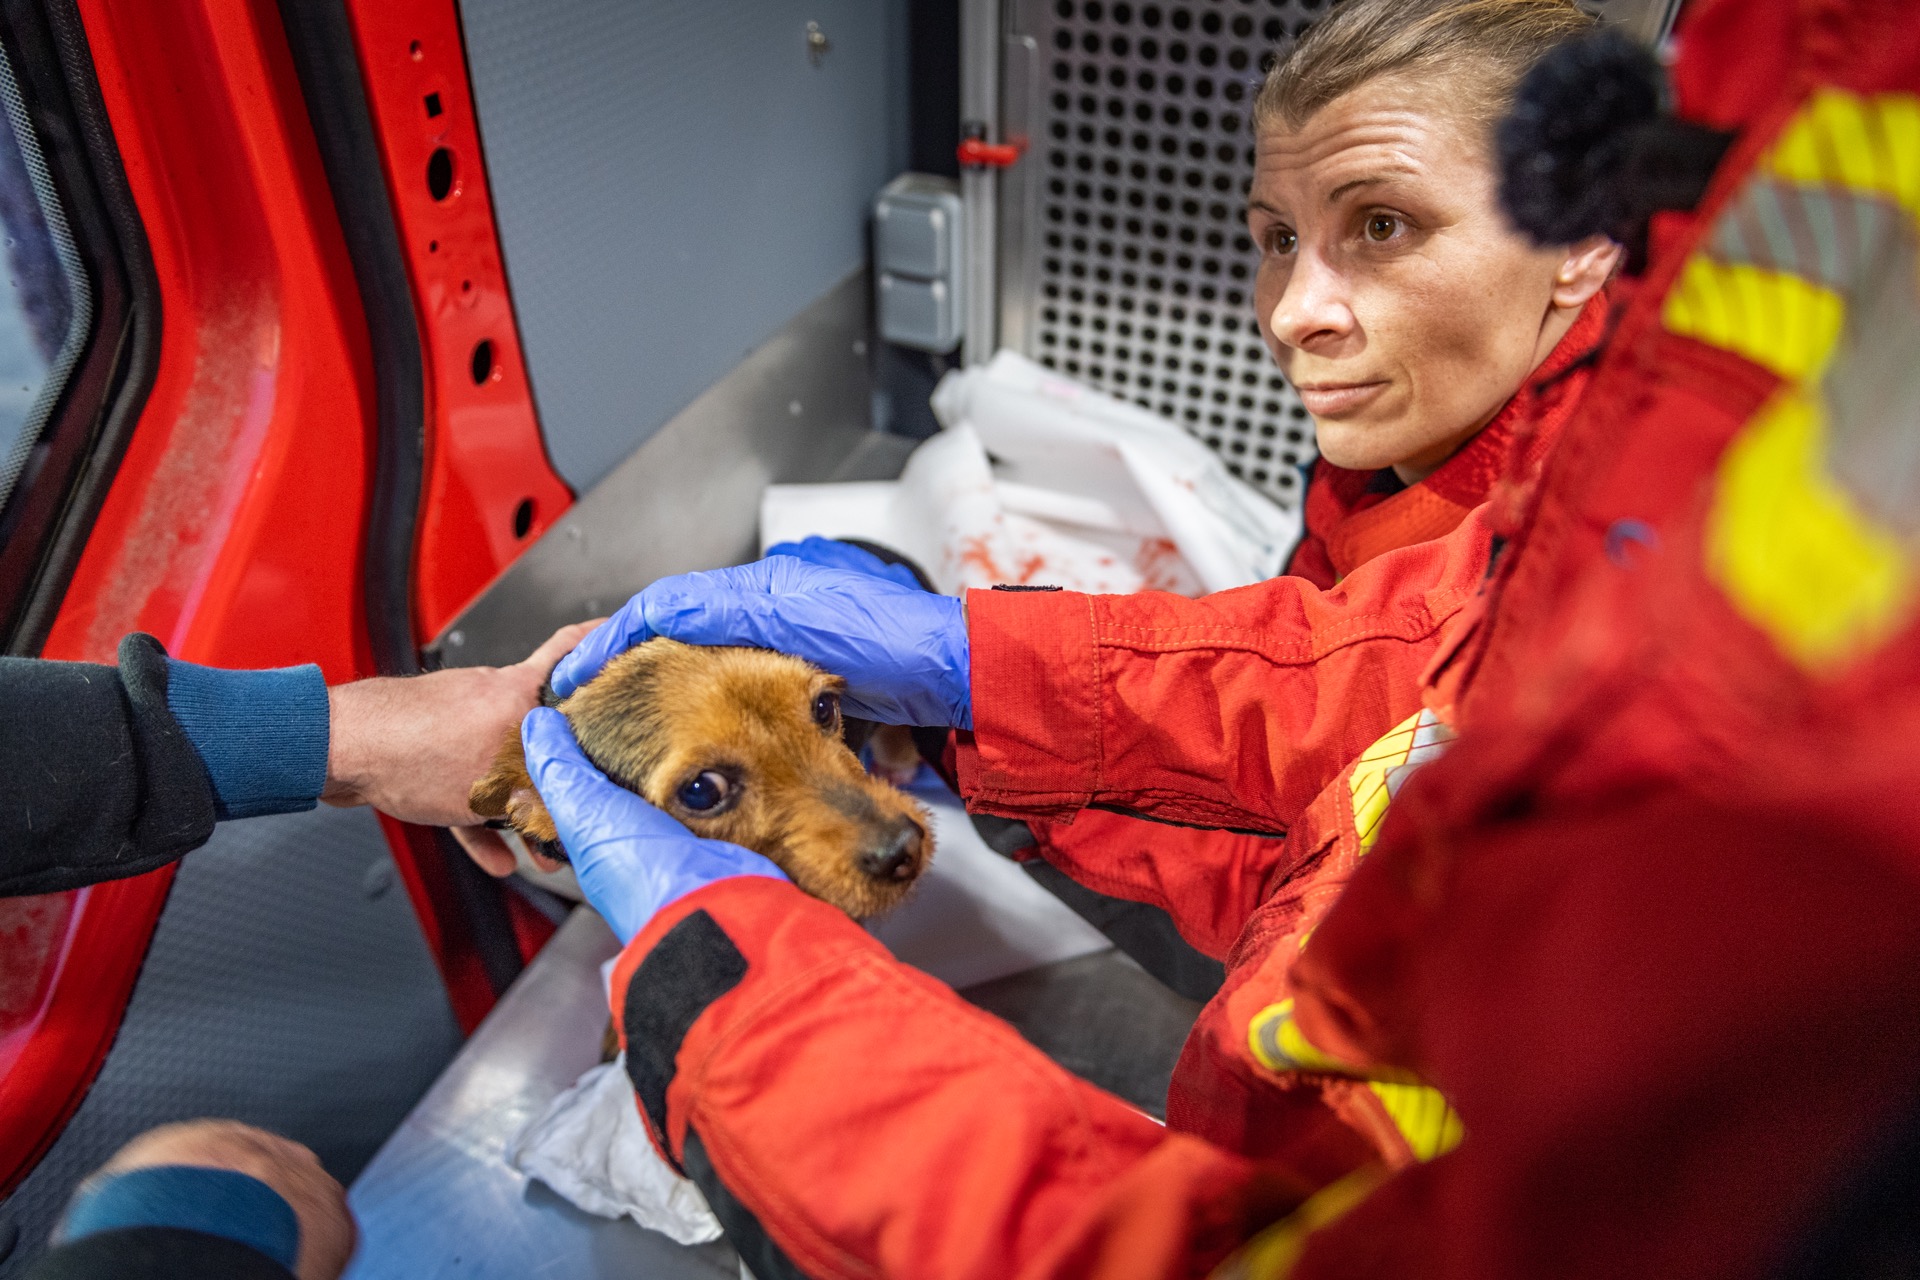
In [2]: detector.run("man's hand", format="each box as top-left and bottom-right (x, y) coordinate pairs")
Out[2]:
(321, 621), (598, 877)
(85, 1120), (354, 1280)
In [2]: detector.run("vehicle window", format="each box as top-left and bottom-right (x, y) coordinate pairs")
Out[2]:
(0, 38), (89, 516)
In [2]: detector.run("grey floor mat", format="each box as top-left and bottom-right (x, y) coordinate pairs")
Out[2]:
(0, 806), (461, 1276)
(960, 948), (1203, 1119)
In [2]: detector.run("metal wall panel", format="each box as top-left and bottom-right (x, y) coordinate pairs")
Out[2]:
(457, 0), (910, 491)
(428, 270), (884, 669)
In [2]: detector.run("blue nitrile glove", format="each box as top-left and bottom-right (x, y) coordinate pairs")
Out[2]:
(548, 557), (972, 729)
(521, 708), (787, 944)
(765, 536), (926, 591)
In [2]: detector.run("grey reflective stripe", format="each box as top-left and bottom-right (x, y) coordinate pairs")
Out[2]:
(1706, 178), (1904, 290)
(1254, 1008), (1295, 1071)
(1384, 712), (1456, 803)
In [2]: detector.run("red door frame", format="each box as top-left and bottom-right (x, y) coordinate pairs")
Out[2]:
(0, 0), (570, 1197)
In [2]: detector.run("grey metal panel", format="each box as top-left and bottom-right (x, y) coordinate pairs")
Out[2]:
(960, 0), (1003, 364)
(343, 909), (740, 1279)
(0, 806), (461, 1277)
(429, 270), (882, 671)
(457, 0), (910, 491)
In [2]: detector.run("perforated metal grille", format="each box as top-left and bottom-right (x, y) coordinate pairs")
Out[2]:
(998, 0), (1676, 511)
(1004, 0), (1324, 509)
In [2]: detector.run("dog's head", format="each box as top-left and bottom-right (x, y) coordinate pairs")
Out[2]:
(471, 639), (932, 919)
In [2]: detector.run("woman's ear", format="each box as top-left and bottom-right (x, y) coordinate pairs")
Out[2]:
(1551, 234), (1623, 310)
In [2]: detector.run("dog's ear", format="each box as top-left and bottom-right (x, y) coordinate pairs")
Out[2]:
(469, 730), (564, 854)
(469, 728), (528, 818)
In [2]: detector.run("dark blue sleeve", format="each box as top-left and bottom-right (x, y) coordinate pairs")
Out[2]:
(46, 1165), (300, 1275)
(164, 659), (330, 821)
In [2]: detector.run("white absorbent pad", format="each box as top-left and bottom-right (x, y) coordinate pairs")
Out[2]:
(761, 349), (1301, 595)
(507, 1051), (721, 1246)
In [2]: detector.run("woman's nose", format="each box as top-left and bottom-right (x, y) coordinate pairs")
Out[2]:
(1267, 254), (1357, 354)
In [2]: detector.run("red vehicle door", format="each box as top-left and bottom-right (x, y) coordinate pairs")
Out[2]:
(0, 0), (569, 1205)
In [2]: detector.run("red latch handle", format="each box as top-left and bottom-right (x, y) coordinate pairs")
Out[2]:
(957, 136), (1024, 169)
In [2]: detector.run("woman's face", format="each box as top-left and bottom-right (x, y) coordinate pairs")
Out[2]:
(1248, 75), (1608, 481)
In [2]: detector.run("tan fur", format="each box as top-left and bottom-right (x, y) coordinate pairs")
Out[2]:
(471, 639), (932, 919)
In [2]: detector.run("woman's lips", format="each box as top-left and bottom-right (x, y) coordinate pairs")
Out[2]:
(1293, 381), (1387, 417)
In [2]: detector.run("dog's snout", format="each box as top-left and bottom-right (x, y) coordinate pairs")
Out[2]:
(859, 817), (924, 882)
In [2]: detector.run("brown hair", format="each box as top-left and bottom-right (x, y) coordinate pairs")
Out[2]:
(1254, 0), (1596, 134)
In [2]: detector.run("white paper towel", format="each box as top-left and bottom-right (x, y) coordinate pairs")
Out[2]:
(761, 350), (1300, 596)
(507, 1052), (722, 1247)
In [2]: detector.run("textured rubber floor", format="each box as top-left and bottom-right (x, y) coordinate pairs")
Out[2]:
(0, 805), (461, 1277)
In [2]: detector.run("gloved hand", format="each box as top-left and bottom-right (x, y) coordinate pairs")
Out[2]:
(548, 557), (972, 728)
(521, 708), (787, 944)
(765, 535), (926, 591)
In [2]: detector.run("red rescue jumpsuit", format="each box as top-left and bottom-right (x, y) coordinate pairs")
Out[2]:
(1007, 295), (1607, 1164)
(605, 3), (1920, 1274)
(1016, 298), (1606, 976)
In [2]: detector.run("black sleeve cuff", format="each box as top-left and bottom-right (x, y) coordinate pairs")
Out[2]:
(0, 634), (215, 895)
(24, 1226), (295, 1280)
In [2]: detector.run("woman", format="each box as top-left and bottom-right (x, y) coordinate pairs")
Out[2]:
(530, 1), (1626, 1275)
(1014, 0), (1619, 1009)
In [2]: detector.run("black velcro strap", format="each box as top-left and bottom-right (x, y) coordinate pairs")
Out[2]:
(26, 1226), (296, 1279)
(621, 909), (748, 1155)
(990, 583), (1062, 591)
(683, 1129), (810, 1280)
(969, 812), (1038, 856)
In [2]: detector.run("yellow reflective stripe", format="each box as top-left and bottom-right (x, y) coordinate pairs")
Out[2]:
(1248, 998), (1422, 1083)
(1368, 1081), (1466, 1161)
(1347, 710), (1421, 852)
(1208, 1167), (1386, 1280)
(1661, 256), (1846, 382)
(1247, 1001), (1463, 1161)
(1706, 388), (1914, 670)
(1762, 89), (1920, 221)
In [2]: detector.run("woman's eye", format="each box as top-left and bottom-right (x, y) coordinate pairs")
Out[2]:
(677, 770), (730, 812)
(812, 691), (840, 730)
(1266, 227), (1297, 255)
(1365, 213), (1399, 242)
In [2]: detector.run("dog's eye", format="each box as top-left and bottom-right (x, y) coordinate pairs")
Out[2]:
(677, 771), (730, 812)
(811, 691), (840, 730)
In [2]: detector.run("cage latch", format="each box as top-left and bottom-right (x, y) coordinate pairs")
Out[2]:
(957, 128), (1024, 170)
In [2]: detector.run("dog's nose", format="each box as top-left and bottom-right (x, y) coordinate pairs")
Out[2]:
(859, 817), (923, 881)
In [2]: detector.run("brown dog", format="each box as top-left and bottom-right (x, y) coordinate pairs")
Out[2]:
(470, 639), (932, 919)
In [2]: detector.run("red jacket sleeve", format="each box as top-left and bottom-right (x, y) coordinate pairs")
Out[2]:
(609, 876), (1317, 1280)
(1026, 813), (1290, 961)
(955, 507), (1493, 835)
